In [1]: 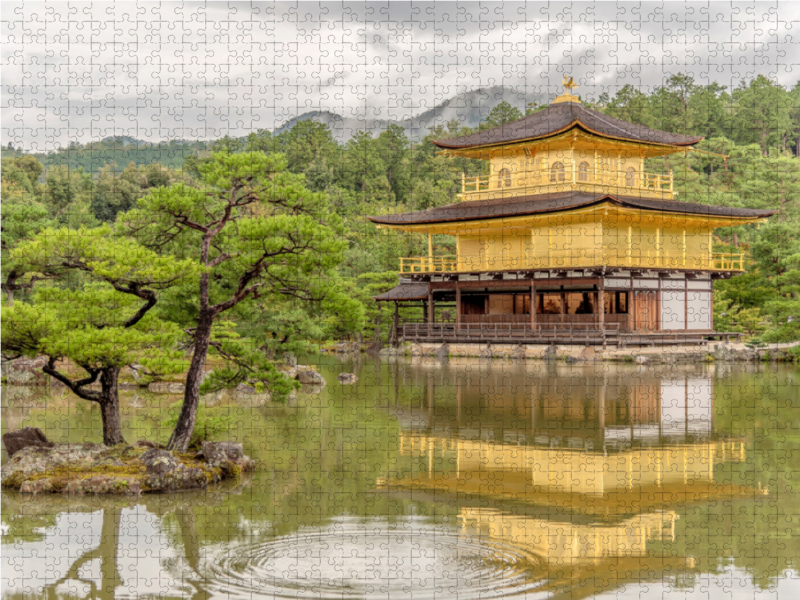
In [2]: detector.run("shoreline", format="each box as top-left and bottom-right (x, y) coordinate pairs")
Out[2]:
(379, 341), (800, 364)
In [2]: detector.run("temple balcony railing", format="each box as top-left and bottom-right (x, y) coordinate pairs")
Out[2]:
(398, 251), (745, 274)
(459, 168), (674, 201)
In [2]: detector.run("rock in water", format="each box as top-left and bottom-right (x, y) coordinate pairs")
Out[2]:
(337, 372), (358, 384)
(296, 367), (326, 385)
(435, 344), (449, 361)
(2, 427), (54, 457)
(714, 344), (733, 361)
(147, 382), (185, 394)
(200, 441), (245, 467)
(544, 345), (558, 361)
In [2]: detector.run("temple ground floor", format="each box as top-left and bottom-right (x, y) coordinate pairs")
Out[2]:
(376, 269), (738, 347)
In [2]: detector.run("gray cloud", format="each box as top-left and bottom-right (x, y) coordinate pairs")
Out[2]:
(2, 1), (799, 151)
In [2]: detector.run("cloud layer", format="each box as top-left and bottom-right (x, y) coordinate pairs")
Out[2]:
(3, 1), (799, 151)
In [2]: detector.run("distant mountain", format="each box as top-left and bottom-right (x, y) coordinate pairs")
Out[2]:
(98, 135), (143, 147)
(274, 86), (549, 142)
(3, 86), (550, 168)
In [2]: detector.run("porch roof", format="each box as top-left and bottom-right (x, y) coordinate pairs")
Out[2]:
(373, 283), (430, 301)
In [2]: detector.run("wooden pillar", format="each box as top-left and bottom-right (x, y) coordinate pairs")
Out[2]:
(598, 284), (606, 349)
(427, 292), (434, 333)
(682, 228), (687, 268)
(530, 281), (537, 330)
(656, 227), (661, 268)
(627, 225), (633, 267)
(560, 292), (566, 324)
(708, 230), (713, 269)
(423, 301), (428, 323)
(456, 287), (462, 330)
(598, 285), (606, 331)
(570, 144), (576, 185)
(428, 232), (433, 272)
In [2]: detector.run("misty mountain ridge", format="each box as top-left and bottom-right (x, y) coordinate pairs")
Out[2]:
(274, 86), (549, 142)
(33, 86), (548, 151)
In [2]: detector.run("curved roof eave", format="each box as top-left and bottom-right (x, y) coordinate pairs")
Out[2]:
(432, 121), (703, 151)
(367, 193), (778, 227)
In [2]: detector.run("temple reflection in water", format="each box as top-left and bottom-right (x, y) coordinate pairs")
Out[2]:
(385, 361), (763, 583)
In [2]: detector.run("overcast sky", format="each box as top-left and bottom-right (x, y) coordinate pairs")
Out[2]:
(3, 1), (799, 151)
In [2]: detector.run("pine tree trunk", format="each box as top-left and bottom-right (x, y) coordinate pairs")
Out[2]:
(166, 311), (213, 451)
(99, 367), (126, 446)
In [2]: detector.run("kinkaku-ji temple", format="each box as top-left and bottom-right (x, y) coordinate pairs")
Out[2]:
(369, 78), (777, 347)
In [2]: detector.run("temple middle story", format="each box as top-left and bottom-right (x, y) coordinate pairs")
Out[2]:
(368, 80), (777, 347)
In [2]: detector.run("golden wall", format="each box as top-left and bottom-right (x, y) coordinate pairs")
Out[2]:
(456, 221), (713, 270)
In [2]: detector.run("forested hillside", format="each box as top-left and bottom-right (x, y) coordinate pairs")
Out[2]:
(3, 74), (800, 349)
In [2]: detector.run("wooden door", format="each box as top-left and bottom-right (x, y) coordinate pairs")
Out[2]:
(633, 291), (658, 331)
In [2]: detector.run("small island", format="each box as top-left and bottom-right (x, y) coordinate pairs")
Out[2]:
(1, 428), (253, 495)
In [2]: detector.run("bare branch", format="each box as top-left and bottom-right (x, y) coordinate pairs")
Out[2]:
(42, 357), (103, 403)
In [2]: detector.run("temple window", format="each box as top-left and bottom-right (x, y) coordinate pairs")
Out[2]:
(550, 162), (565, 183)
(604, 291), (629, 314)
(498, 168), (512, 188)
(578, 161), (589, 182)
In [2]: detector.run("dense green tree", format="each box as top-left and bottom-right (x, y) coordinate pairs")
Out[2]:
(92, 162), (180, 222)
(3, 226), (195, 444)
(338, 131), (394, 203)
(732, 75), (795, 156)
(479, 101), (524, 129)
(118, 152), (363, 450)
(0, 194), (52, 305)
(42, 165), (98, 228)
(603, 84), (654, 126)
(376, 124), (413, 203)
(275, 120), (338, 174)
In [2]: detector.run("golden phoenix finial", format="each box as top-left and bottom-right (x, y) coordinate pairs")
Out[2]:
(563, 75), (578, 93)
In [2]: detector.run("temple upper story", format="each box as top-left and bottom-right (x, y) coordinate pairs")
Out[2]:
(434, 79), (703, 202)
(367, 78), (777, 277)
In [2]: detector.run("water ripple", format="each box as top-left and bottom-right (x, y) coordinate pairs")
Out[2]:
(201, 516), (547, 600)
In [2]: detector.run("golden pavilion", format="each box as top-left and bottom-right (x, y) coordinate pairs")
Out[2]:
(370, 79), (777, 346)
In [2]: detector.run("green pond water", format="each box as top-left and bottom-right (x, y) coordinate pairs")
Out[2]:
(2, 356), (800, 599)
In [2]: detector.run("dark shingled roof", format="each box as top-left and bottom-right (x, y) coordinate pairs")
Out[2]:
(368, 192), (778, 226)
(433, 103), (704, 149)
(374, 283), (430, 301)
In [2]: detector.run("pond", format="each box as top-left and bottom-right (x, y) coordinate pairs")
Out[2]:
(3, 356), (800, 599)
